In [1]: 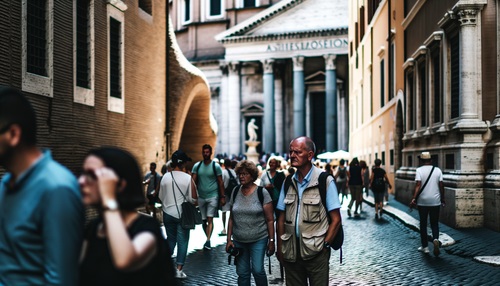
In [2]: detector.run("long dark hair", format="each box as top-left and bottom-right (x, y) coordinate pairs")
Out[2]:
(87, 147), (145, 210)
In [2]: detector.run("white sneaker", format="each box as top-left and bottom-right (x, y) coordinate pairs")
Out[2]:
(176, 269), (187, 279)
(418, 246), (430, 254)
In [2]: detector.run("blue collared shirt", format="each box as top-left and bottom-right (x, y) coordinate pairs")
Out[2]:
(276, 166), (341, 235)
(0, 150), (84, 285)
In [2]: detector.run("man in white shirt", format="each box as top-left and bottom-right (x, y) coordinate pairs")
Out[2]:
(411, 151), (445, 256)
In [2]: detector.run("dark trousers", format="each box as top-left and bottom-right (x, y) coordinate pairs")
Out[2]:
(283, 248), (330, 286)
(418, 205), (440, 247)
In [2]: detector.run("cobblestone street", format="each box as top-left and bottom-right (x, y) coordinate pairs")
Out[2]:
(172, 195), (500, 285)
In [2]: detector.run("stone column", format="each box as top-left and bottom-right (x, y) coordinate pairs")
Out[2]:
(293, 56), (305, 137)
(262, 59), (275, 153)
(324, 54), (338, 151)
(227, 61), (241, 156)
(218, 63), (229, 154)
(274, 66), (284, 154)
(453, 5), (487, 132)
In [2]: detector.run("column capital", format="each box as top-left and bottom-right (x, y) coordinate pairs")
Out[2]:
(261, 59), (275, 74)
(228, 61), (240, 75)
(324, 54), (337, 71)
(453, 1), (487, 26)
(292, 56), (304, 72)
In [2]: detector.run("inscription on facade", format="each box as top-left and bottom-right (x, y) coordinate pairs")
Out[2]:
(266, 38), (348, 52)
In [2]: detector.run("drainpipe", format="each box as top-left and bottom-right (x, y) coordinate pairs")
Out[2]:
(166, 1), (171, 160)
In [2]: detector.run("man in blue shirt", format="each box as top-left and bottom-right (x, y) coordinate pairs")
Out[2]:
(276, 136), (341, 285)
(0, 86), (84, 285)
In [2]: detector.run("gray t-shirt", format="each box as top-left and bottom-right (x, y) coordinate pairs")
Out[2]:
(230, 186), (272, 243)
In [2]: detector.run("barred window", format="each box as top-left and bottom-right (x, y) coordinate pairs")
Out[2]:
(27, 0), (47, 76)
(139, 0), (152, 15)
(76, 0), (90, 88)
(109, 17), (121, 99)
(407, 71), (415, 130)
(450, 34), (460, 119)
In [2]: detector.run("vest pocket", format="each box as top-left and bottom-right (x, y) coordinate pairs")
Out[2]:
(301, 229), (327, 260)
(283, 197), (295, 224)
(302, 197), (321, 223)
(280, 232), (296, 262)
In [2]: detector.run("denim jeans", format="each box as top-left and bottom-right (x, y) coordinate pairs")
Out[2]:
(163, 212), (190, 266)
(233, 237), (268, 286)
(418, 205), (440, 247)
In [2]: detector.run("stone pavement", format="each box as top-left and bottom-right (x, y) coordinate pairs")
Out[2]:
(364, 194), (500, 267)
(167, 194), (500, 285)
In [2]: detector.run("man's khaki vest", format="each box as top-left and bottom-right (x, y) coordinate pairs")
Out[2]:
(280, 167), (331, 262)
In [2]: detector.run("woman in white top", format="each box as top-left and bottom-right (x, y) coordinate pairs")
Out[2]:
(158, 150), (197, 279)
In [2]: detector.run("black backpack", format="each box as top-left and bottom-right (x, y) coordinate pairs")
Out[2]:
(225, 170), (239, 199)
(283, 172), (344, 252)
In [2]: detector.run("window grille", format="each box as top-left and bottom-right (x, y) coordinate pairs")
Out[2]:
(408, 71), (415, 130)
(27, 0), (47, 76)
(76, 0), (90, 88)
(109, 17), (121, 99)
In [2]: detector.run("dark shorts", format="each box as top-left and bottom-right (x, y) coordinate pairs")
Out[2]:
(147, 194), (157, 206)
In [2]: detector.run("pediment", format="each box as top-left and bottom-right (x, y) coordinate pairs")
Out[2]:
(216, 0), (348, 43)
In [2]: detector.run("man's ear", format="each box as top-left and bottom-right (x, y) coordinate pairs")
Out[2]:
(6, 124), (22, 147)
(117, 179), (127, 193)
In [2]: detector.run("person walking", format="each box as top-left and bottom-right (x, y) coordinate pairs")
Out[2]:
(226, 160), (275, 286)
(411, 151), (445, 256)
(191, 144), (225, 250)
(158, 150), (197, 279)
(370, 159), (392, 219)
(221, 158), (239, 236)
(0, 86), (84, 286)
(143, 162), (161, 219)
(335, 159), (349, 204)
(360, 160), (370, 198)
(79, 147), (176, 285)
(276, 136), (342, 285)
(259, 156), (285, 215)
(347, 158), (363, 217)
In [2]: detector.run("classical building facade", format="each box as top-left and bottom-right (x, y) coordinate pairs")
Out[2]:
(348, 0), (405, 187)
(171, 0), (349, 156)
(350, 0), (500, 231)
(0, 0), (214, 174)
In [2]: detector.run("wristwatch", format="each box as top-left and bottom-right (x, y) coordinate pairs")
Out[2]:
(102, 199), (119, 211)
(324, 241), (331, 249)
(269, 238), (275, 242)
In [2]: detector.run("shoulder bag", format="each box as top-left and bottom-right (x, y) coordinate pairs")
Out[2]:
(171, 173), (202, 229)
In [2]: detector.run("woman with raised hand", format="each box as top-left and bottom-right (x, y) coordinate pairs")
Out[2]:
(226, 160), (275, 286)
(79, 147), (176, 285)
(158, 150), (197, 279)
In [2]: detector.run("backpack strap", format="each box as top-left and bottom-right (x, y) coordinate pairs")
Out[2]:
(195, 161), (219, 182)
(212, 161), (217, 179)
(283, 174), (293, 197)
(318, 172), (331, 223)
(257, 186), (264, 205)
(232, 185), (265, 206)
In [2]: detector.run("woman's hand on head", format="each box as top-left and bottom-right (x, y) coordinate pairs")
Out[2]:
(94, 167), (120, 202)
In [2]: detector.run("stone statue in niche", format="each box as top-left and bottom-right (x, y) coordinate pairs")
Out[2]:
(247, 118), (258, 141)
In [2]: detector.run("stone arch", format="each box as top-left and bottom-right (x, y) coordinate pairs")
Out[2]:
(170, 77), (216, 162)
